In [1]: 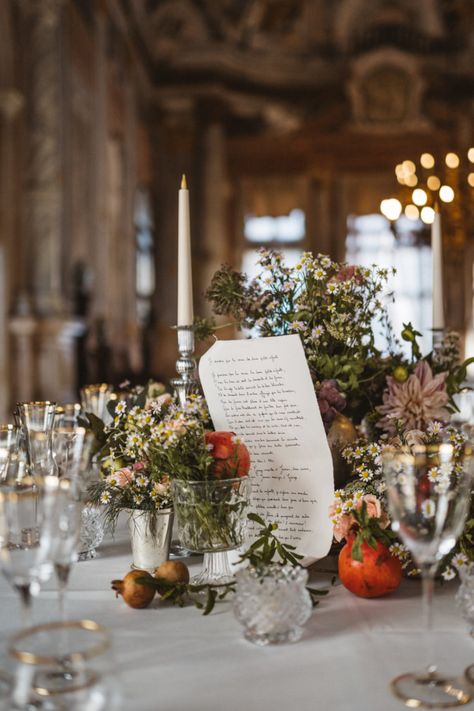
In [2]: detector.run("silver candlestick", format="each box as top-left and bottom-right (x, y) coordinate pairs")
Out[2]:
(431, 328), (445, 366)
(171, 326), (199, 407)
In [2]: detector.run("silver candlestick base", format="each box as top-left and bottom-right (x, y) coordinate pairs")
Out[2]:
(170, 326), (200, 407)
(431, 328), (445, 366)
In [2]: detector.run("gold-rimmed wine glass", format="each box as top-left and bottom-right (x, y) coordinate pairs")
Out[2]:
(8, 619), (119, 710)
(382, 441), (473, 708)
(0, 475), (64, 628)
(16, 402), (57, 471)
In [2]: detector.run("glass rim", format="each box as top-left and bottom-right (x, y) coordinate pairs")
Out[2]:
(172, 475), (249, 487)
(8, 619), (110, 666)
(80, 383), (114, 393)
(16, 401), (57, 408)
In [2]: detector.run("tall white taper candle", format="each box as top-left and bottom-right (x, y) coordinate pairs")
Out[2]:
(432, 206), (444, 330)
(177, 174), (194, 327)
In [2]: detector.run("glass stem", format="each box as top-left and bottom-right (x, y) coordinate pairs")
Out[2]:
(16, 583), (32, 628)
(421, 563), (436, 675)
(55, 564), (70, 622)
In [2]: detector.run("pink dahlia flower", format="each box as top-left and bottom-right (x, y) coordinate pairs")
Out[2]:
(377, 361), (449, 435)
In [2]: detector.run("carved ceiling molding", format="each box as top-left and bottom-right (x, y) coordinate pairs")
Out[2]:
(348, 49), (430, 132)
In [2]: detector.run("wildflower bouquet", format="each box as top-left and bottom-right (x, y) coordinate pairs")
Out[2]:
(201, 250), (470, 431)
(87, 383), (213, 531)
(202, 249), (392, 425)
(329, 424), (474, 580)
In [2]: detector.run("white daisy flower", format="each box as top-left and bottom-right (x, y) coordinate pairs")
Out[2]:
(358, 469), (373, 481)
(115, 401), (127, 415)
(100, 491), (112, 504)
(428, 467), (441, 483)
(311, 325), (324, 340)
(354, 490), (364, 502)
(314, 268), (326, 280)
(441, 567), (456, 581)
(135, 475), (149, 488)
(452, 553), (468, 570)
(421, 499), (436, 519)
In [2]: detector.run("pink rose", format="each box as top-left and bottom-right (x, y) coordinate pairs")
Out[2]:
(107, 467), (133, 487)
(333, 513), (355, 542)
(132, 462), (146, 471)
(356, 494), (390, 528)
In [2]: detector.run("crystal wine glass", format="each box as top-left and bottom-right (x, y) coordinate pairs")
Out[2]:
(17, 402), (57, 472)
(172, 476), (250, 584)
(0, 425), (20, 481)
(382, 441), (473, 708)
(0, 476), (63, 628)
(80, 384), (114, 424)
(7, 619), (120, 710)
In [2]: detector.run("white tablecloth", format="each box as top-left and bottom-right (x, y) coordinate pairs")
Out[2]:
(0, 520), (472, 711)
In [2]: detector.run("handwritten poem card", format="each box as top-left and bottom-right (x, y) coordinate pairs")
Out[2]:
(199, 334), (334, 562)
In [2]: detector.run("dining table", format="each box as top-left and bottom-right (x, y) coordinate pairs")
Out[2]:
(0, 517), (472, 711)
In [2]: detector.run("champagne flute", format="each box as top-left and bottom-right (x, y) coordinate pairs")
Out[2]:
(382, 441), (473, 708)
(0, 476), (62, 628)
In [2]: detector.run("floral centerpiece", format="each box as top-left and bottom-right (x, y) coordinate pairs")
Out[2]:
(330, 424), (474, 584)
(87, 381), (251, 576)
(200, 248), (474, 593)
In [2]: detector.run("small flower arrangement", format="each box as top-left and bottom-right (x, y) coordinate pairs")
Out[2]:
(329, 424), (473, 580)
(86, 382), (252, 542)
(87, 382), (213, 531)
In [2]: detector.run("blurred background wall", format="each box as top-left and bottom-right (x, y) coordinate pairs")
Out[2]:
(0, 0), (473, 417)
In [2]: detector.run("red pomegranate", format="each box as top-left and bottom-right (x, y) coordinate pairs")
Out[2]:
(338, 535), (402, 598)
(204, 431), (251, 480)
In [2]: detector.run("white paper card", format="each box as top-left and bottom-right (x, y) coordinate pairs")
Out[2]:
(199, 334), (334, 562)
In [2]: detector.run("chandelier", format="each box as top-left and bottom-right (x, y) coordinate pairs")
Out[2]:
(380, 148), (474, 248)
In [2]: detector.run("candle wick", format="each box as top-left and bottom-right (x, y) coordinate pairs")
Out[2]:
(181, 174), (188, 190)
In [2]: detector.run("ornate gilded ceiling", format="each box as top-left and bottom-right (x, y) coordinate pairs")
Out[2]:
(119, 0), (474, 132)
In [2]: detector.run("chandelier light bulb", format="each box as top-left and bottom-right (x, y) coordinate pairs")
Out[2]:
(380, 198), (402, 221)
(467, 148), (474, 162)
(405, 174), (418, 187)
(402, 160), (416, 174)
(420, 206), (435, 224)
(412, 188), (427, 206)
(420, 153), (435, 169)
(427, 176), (441, 191)
(404, 204), (419, 220)
(468, 173), (474, 188)
(439, 185), (455, 203)
(445, 152), (460, 169)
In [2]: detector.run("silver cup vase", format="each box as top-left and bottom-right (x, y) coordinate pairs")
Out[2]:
(127, 509), (173, 571)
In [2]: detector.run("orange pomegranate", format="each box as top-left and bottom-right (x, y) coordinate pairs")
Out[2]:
(204, 431), (251, 479)
(338, 535), (402, 598)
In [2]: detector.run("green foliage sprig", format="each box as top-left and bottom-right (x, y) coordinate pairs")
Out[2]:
(140, 513), (330, 614)
(350, 502), (397, 563)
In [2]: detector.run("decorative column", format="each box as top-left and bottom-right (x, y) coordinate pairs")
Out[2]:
(0, 89), (25, 417)
(24, 0), (65, 316)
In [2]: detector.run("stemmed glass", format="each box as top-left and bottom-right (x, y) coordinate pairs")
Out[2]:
(382, 441), (473, 708)
(80, 384), (114, 424)
(7, 620), (119, 710)
(17, 402), (57, 473)
(50, 429), (87, 620)
(0, 425), (20, 481)
(172, 477), (250, 584)
(0, 476), (62, 628)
